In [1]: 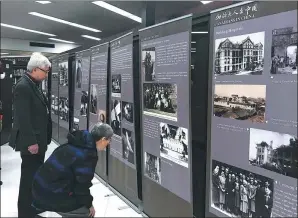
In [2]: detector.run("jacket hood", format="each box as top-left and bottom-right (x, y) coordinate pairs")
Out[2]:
(67, 130), (96, 149)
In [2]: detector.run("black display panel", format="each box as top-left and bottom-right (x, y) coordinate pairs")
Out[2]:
(74, 50), (91, 131)
(206, 2), (298, 218)
(51, 58), (59, 142)
(108, 32), (139, 206)
(139, 15), (192, 217)
(89, 43), (109, 181)
(58, 55), (69, 144)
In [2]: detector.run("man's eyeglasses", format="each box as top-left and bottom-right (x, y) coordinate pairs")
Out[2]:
(37, 67), (50, 74)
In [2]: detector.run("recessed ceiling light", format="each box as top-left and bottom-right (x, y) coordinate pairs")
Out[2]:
(92, 1), (142, 23)
(49, 38), (75, 44)
(1, 55), (31, 58)
(192, 31), (209, 34)
(201, 1), (213, 4)
(191, 41), (196, 43)
(35, 1), (51, 4)
(29, 12), (101, 32)
(82, 35), (101, 41)
(1, 23), (56, 36)
(1, 53), (9, 55)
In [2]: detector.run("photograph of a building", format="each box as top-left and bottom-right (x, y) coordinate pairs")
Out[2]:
(112, 74), (121, 98)
(271, 27), (297, 75)
(122, 128), (135, 165)
(214, 32), (265, 75)
(142, 47), (156, 81)
(213, 85), (266, 123)
(110, 99), (121, 136)
(144, 152), (161, 184)
(160, 123), (188, 168)
(143, 83), (177, 121)
(249, 128), (298, 179)
(58, 61), (68, 86)
(211, 160), (274, 218)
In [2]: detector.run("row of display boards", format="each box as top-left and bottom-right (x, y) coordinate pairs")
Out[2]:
(45, 2), (298, 217)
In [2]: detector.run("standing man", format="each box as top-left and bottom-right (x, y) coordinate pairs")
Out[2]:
(9, 52), (52, 217)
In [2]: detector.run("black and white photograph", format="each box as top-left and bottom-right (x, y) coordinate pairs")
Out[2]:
(59, 61), (68, 86)
(211, 160), (274, 218)
(143, 83), (177, 121)
(112, 74), (121, 98)
(76, 59), (82, 88)
(271, 27), (297, 75)
(73, 117), (80, 131)
(58, 97), (69, 123)
(160, 123), (188, 168)
(214, 32), (265, 76)
(122, 101), (133, 123)
(144, 152), (161, 184)
(213, 85), (266, 123)
(90, 84), (98, 115)
(110, 99), (121, 136)
(142, 47), (156, 81)
(80, 91), (88, 117)
(51, 95), (59, 115)
(249, 128), (298, 179)
(98, 110), (106, 123)
(122, 128), (135, 165)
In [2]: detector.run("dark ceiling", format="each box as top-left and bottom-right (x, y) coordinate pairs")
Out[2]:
(1, 1), (206, 46)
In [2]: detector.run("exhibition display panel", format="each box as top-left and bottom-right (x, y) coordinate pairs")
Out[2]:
(139, 15), (193, 217)
(89, 43), (109, 180)
(206, 1), (297, 218)
(74, 50), (91, 131)
(108, 32), (140, 206)
(50, 58), (59, 142)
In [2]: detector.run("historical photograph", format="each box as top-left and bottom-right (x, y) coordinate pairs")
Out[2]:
(271, 27), (297, 75)
(144, 152), (161, 184)
(90, 84), (98, 115)
(249, 128), (298, 179)
(213, 85), (266, 123)
(98, 110), (106, 123)
(80, 91), (88, 117)
(110, 99), (121, 136)
(122, 101), (133, 123)
(143, 83), (177, 121)
(211, 160), (274, 218)
(51, 95), (59, 115)
(59, 61), (68, 86)
(214, 32), (265, 76)
(58, 97), (69, 122)
(73, 117), (80, 131)
(160, 123), (188, 168)
(112, 74), (121, 98)
(122, 128), (135, 165)
(76, 59), (82, 88)
(142, 47), (156, 81)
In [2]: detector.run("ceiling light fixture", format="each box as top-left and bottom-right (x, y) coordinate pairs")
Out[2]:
(201, 1), (213, 4)
(1, 53), (9, 55)
(35, 1), (52, 4)
(92, 1), (142, 23)
(192, 31), (209, 34)
(1, 55), (31, 58)
(29, 12), (101, 32)
(82, 35), (101, 41)
(1, 23), (56, 36)
(191, 41), (196, 43)
(49, 38), (75, 44)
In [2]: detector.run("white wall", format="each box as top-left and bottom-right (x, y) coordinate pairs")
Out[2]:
(1, 38), (80, 54)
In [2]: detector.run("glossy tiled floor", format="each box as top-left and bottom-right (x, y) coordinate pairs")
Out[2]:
(1, 142), (143, 217)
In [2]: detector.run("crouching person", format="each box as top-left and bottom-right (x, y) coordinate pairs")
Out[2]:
(32, 123), (113, 217)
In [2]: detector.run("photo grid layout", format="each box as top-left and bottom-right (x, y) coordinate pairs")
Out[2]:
(214, 32), (265, 76)
(211, 160), (274, 218)
(143, 83), (178, 121)
(112, 74), (121, 98)
(271, 26), (297, 75)
(122, 128), (135, 165)
(144, 152), (161, 184)
(122, 101), (133, 123)
(76, 59), (82, 89)
(249, 128), (298, 179)
(98, 110), (106, 123)
(90, 84), (98, 115)
(142, 47), (156, 81)
(213, 84), (266, 123)
(160, 122), (189, 168)
(80, 91), (88, 117)
(111, 99), (121, 137)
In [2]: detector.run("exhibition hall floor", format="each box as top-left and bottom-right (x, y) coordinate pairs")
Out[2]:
(1, 142), (143, 217)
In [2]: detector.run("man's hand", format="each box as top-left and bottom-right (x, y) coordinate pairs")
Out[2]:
(28, 144), (39, 154)
(89, 206), (95, 217)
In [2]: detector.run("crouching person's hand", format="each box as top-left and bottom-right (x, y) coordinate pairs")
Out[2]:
(89, 206), (95, 217)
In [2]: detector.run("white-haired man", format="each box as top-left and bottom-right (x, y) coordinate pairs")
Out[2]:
(9, 52), (52, 218)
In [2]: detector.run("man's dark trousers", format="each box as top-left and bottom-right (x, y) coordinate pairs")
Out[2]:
(18, 153), (45, 218)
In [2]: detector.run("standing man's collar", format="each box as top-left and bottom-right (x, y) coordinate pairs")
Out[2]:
(26, 72), (40, 85)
